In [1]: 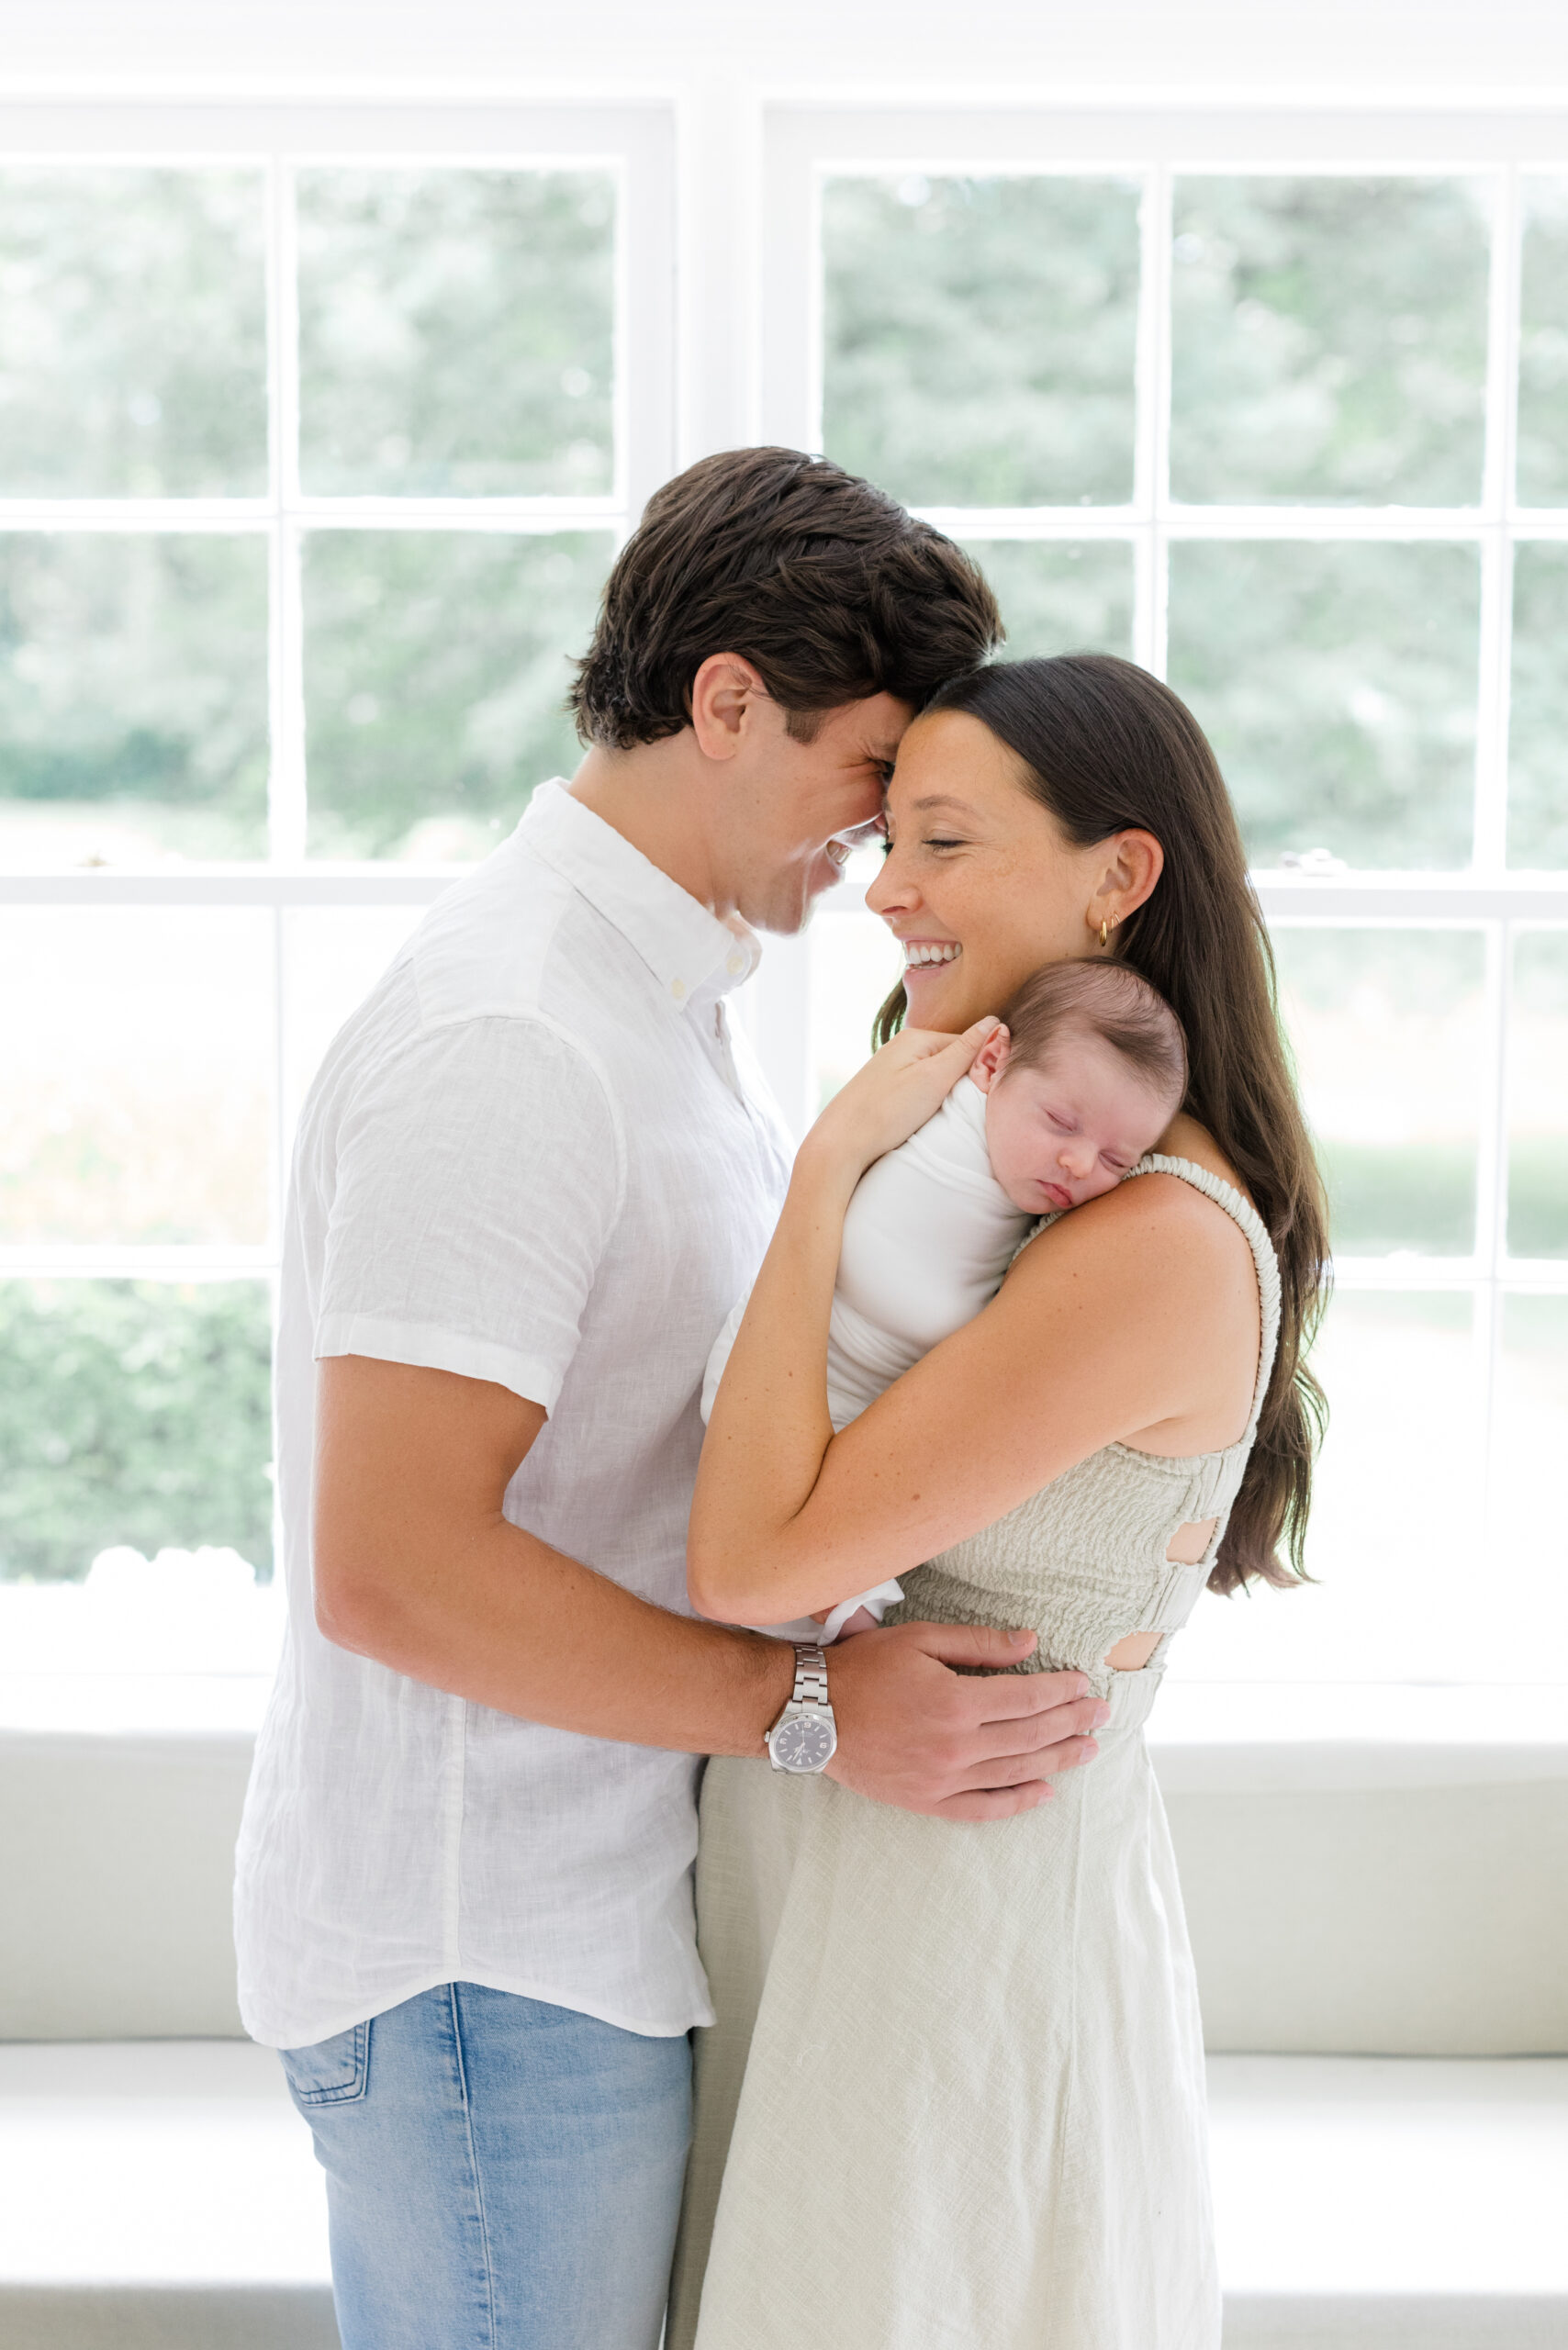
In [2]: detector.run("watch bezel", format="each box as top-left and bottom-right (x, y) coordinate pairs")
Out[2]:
(767, 1704), (839, 1774)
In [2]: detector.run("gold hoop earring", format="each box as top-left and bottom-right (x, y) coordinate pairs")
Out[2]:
(1098, 917), (1110, 950)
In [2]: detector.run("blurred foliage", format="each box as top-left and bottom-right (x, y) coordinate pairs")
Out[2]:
(1509, 1141), (1568, 1258)
(0, 1281), (274, 1583)
(297, 170), (615, 497)
(1508, 931), (1568, 1257)
(1503, 1291), (1568, 1360)
(961, 539), (1134, 659)
(1273, 927), (1485, 1257)
(1170, 176), (1489, 505)
(1507, 543), (1568, 867)
(823, 173), (1140, 507)
(0, 906), (273, 1248)
(1518, 177), (1568, 505)
(0, 168), (266, 497)
(303, 530), (610, 858)
(1316, 1142), (1476, 1257)
(1278, 921), (1484, 1017)
(0, 533), (270, 856)
(1167, 539), (1479, 868)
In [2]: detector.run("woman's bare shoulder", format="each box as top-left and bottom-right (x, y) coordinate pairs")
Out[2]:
(1148, 1110), (1254, 1203)
(1004, 1130), (1256, 1308)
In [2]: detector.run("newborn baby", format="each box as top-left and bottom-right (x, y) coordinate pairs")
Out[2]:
(702, 957), (1189, 1642)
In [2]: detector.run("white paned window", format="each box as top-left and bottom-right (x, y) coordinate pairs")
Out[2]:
(759, 106), (1568, 1695)
(3, 95), (1566, 1722)
(0, 102), (674, 1726)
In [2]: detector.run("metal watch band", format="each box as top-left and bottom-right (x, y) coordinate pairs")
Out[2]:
(790, 1643), (831, 1713)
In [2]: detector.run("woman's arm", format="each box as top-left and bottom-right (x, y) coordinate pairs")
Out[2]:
(689, 1021), (1003, 1616)
(689, 1150), (1259, 1627)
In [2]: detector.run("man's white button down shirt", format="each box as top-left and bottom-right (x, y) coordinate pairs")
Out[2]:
(235, 782), (792, 2049)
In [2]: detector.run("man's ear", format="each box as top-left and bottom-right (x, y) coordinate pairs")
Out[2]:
(689, 653), (770, 763)
(969, 1024), (1011, 1093)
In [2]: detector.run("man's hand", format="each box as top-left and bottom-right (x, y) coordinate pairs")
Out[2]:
(823, 1619), (1107, 1822)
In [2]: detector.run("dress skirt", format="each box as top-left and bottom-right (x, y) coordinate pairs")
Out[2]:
(666, 1704), (1220, 2350)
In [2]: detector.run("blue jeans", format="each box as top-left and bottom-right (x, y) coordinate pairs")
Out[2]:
(281, 1982), (691, 2350)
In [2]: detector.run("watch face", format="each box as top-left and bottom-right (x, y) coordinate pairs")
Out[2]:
(770, 1711), (835, 1773)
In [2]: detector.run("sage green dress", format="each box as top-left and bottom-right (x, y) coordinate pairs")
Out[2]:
(668, 1157), (1281, 2350)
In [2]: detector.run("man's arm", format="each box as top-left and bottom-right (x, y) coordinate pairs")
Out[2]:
(314, 1355), (1105, 1821)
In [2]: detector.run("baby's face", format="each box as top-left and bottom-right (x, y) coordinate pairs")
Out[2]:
(977, 1032), (1175, 1216)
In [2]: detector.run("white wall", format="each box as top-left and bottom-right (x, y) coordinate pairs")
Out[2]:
(2, 0), (1566, 97)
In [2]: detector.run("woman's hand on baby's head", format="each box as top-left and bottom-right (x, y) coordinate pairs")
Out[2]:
(801, 1017), (1002, 1181)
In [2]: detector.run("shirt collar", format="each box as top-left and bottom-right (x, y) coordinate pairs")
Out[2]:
(517, 779), (762, 1010)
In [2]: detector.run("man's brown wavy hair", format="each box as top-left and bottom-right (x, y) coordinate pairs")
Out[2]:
(569, 447), (1001, 748)
(874, 655), (1330, 1596)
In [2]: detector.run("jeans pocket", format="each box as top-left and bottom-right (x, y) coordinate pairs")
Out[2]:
(280, 2019), (371, 2106)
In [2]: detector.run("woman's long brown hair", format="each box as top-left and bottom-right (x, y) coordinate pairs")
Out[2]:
(874, 654), (1329, 1594)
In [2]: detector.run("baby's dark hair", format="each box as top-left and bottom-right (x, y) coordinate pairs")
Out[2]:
(998, 960), (1188, 1109)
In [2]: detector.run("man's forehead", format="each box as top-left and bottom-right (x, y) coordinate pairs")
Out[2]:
(845, 691), (914, 755)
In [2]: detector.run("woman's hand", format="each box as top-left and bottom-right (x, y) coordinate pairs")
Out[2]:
(800, 1017), (1002, 1184)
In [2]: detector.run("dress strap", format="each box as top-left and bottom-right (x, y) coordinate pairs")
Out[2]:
(1123, 1153), (1282, 1436)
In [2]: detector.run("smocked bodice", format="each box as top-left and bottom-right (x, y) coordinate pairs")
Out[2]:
(885, 1154), (1282, 1722)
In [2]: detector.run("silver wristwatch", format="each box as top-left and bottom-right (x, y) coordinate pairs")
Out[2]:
(765, 1643), (838, 1774)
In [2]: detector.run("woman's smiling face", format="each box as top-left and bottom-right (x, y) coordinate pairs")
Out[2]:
(867, 708), (1154, 1034)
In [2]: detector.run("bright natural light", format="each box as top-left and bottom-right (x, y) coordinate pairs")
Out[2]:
(2, 106), (1566, 1722)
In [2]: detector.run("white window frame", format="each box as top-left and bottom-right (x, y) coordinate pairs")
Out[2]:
(3, 94), (1567, 1707)
(0, 95), (676, 1293)
(755, 102), (1568, 1334)
(750, 104), (1568, 1704)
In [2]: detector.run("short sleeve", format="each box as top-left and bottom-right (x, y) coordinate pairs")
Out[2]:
(314, 1015), (625, 1413)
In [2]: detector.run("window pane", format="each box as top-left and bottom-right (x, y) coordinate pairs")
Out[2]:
(1507, 543), (1568, 868)
(297, 169), (615, 497)
(1508, 933), (1568, 1258)
(0, 534), (270, 866)
(1274, 927), (1485, 1257)
(1172, 1291), (1483, 1683)
(1518, 176), (1568, 506)
(0, 167), (266, 497)
(961, 539), (1134, 660)
(0, 908), (272, 1246)
(811, 908), (902, 1112)
(1170, 176), (1489, 506)
(1491, 1296), (1568, 1668)
(303, 530), (610, 859)
(822, 174), (1140, 508)
(0, 1279), (274, 1584)
(282, 904), (426, 1137)
(1167, 540), (1479, 869)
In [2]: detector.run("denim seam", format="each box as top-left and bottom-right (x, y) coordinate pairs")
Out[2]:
(448, 1981), (498, 2349)
(285, 2019), (369, 2106)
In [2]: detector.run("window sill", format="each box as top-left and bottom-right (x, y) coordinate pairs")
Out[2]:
(3, 1674), (1566, 1792)
(1151, 1680), (1568, 1791)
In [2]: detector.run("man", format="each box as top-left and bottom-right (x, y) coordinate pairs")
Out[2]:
(234, 447), (1103, 2350)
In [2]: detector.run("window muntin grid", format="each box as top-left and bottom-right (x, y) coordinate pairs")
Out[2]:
(0, 106), (678, 876)
(782, 117), (1568, 1693)
(0, 107), (672, 1697)
(3, 99), (1567, 1706)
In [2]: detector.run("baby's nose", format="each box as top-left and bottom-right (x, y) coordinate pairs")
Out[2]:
(1058, 1141), (1094, 1180)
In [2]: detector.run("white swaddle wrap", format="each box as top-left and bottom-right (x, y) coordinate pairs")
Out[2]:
(701, 1074), (1032, 1640)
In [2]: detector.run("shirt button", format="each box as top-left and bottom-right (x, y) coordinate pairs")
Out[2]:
(726, 952), (745, 976)
(670, 978), (687, 1000)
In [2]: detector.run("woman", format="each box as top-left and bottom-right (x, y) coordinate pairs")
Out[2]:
(667, 656), (1328, 2350)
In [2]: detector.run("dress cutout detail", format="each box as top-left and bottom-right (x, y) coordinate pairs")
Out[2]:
(667, 1158), (1280, 2350)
